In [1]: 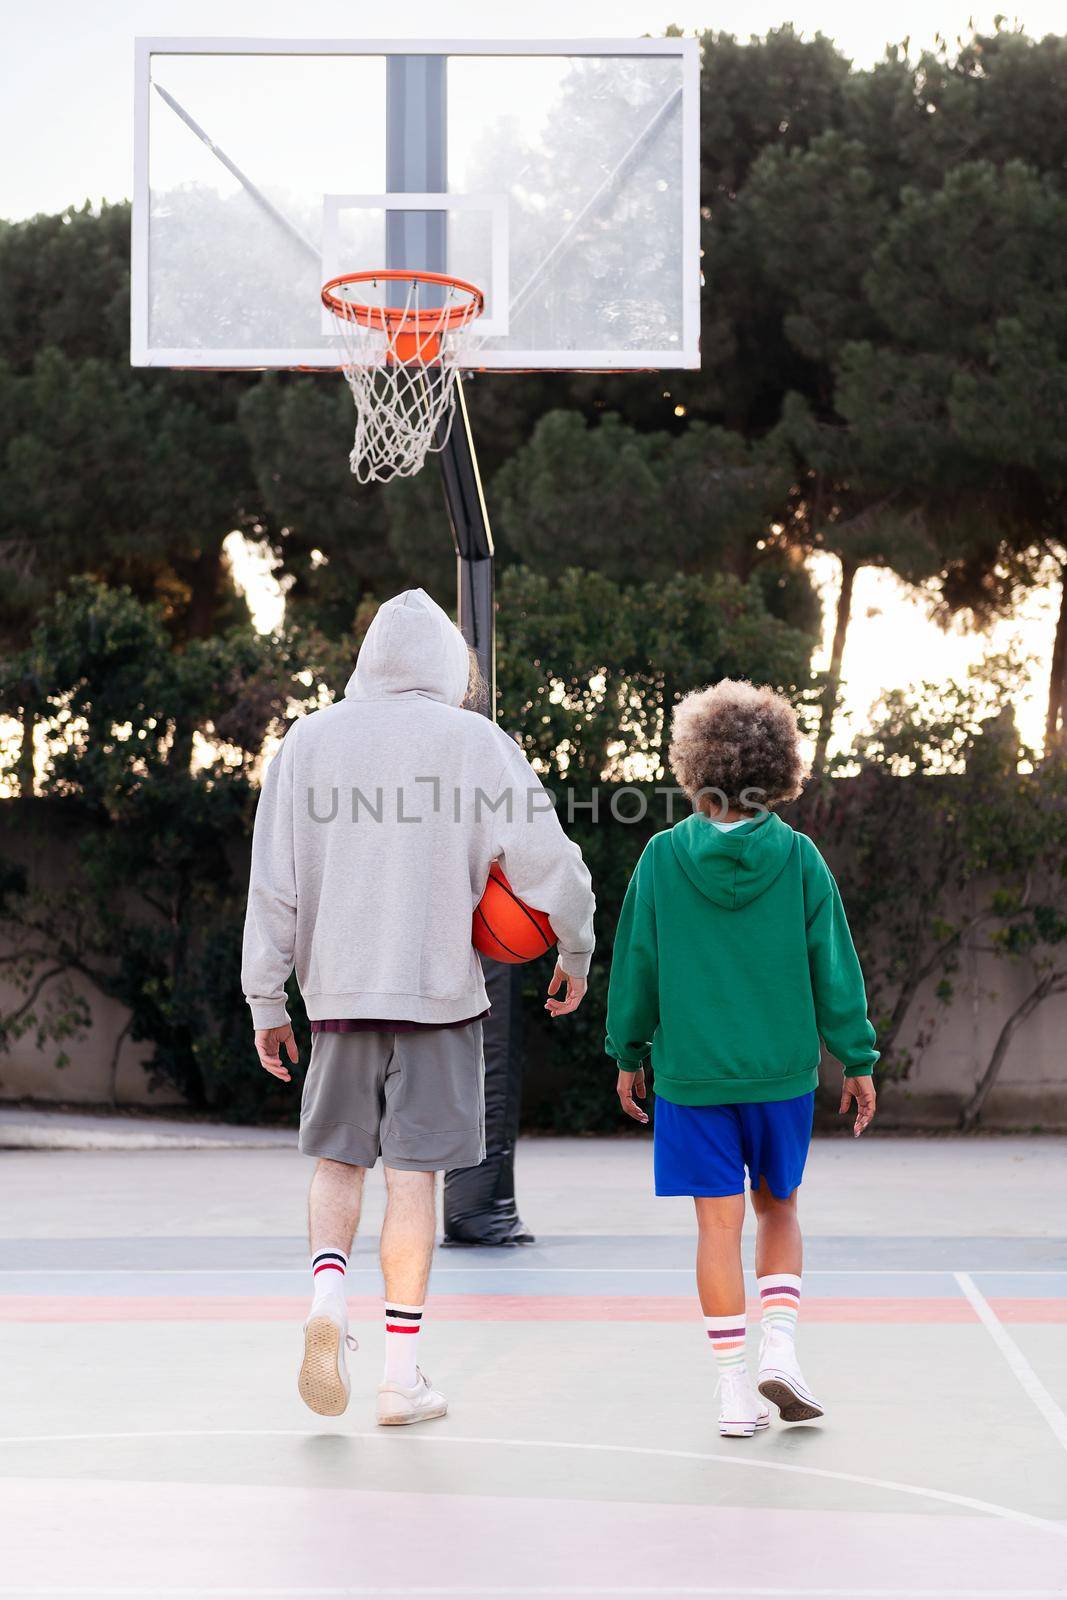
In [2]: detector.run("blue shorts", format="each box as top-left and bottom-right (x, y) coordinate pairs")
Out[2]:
(653, 1092), (815, 1200)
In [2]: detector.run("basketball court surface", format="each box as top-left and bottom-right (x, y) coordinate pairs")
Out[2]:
(1, 1133), (1065, 1598)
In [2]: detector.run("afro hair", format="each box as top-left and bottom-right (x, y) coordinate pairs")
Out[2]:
(668, 679), (808, 810)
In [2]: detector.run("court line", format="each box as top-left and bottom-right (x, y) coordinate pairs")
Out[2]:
(954, 1271), (1067, 1452)
(2, 1427), (1065, 1541)
(0, 1588), (1062, 1598)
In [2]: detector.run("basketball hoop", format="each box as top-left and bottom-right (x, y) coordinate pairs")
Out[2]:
(321, 269), (484, 484)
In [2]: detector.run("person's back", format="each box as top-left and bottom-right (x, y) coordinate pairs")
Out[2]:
(290, 690), (503, 1017)
(608, 810), (874, 1109)
(244, 588), (595, 1029)
(243, 588), (595, 1426)
(606, 679), (876, 1439)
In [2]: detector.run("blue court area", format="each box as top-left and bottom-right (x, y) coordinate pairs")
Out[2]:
(0, 1134), (1065, 1598)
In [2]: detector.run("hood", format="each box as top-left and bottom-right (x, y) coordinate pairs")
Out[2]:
(345, 589), (470, 706)
(670, 811), (796, 910)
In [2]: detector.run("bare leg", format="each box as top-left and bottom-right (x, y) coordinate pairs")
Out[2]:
(750, 1184), (802, 1278)
(380, 1167), (437, 1306)
(693, 1193), (746, 1316)
(308, 1157), (365, 1257)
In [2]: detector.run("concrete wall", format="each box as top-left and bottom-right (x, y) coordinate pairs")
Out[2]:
(0, 976), (183, 1109)
(842, 874), (1067, 1129)
(0, 801), (184, 1111)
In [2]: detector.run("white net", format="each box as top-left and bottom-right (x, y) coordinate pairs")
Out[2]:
(325, 275), (482, 484)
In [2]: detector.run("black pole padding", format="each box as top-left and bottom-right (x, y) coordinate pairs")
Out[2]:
(436, 381), (530, 1246)
(442, 960), (533, 1246)
(437, 378), (495, 709)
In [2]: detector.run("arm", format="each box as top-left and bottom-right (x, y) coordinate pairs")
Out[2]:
(605, 860), (660, 1075)
(806, 872), (878, 1135)
(805, 876), (879, 1075)
(242, 732), (298, 1037)
(491, 738), (596, 989)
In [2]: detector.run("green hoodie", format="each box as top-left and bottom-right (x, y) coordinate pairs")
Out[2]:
(605, 811), (878, 1105)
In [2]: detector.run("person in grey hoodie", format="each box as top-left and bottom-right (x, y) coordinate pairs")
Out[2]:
(242, 589), (595, 1425)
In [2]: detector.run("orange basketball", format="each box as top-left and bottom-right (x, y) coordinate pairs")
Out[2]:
(472, 863), (556, 964)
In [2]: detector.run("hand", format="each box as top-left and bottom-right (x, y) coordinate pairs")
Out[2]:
(839, 1074), (876, 1137)
(617, 1067), (649, 1125)
(545, 961), (587, 1018)
(255, 1024), (299, 1083)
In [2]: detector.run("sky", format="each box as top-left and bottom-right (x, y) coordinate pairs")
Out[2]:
(1, 0), (1060, 752)
(2, 1), (1061, 223)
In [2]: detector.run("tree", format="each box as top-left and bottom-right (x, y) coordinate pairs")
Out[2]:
(0, 580), (333, 1115)
(796, 655), (1036, 1082)
(735, 135), (1067, 761)
(237, 376), (413, 634)
(891, 26), (1067, 190)
(842, 160), (1067, 745)
(0, 205), (262, 666)
(0, 202), (129, 370)
(496, 563), (815, 785)
(954, 745), (1067, 1129)
(777, 391), (943, 769)
(493, 409), (818, 634)
(686, 28), (853, 433)
(732, 128), (940, 765)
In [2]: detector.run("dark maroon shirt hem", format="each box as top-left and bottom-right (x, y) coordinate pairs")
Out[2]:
(310, 1010), (490, 1035)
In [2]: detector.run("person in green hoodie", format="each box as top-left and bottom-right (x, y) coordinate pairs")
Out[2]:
(605, 679), (877, 1438)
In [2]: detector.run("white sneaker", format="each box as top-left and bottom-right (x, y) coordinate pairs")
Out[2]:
(298, 1294), (357, 1417)
(757, 1332), (824, 1422)
(377, 1368), (448, 1427)
(717, 1366), (771, 1438)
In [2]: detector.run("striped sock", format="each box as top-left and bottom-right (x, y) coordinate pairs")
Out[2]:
(310, 1248), (348, 1310)
(384, 1302), (424, 1388)
(705, 1311), (747, 1375)
(758, 1271), (802, 1340)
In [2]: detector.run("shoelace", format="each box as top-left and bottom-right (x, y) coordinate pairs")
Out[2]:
(345, 1334), (359, 1352)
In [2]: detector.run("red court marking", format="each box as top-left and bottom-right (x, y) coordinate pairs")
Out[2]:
(2, 1286), (1062, 1324)
(993, 1297), (1067, 1323)
(1, 1293), (1063, 1324)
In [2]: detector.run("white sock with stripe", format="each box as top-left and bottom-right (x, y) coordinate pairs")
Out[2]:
(383, 1302), (424, 1388)
(705, 1311), (747, 1376)
(310, 1248), (348, 1310)
(757, 1271), (802, 1340)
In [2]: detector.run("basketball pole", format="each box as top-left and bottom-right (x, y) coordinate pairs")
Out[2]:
(387, 55), (530, 1247)
(437, 376), (495, 714)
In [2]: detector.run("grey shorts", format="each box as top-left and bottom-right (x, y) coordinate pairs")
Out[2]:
(298, 1023), (486, 1172)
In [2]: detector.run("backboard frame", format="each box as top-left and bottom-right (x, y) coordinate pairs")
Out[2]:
(131, 36), (701, 372)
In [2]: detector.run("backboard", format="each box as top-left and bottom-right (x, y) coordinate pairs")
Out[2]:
(131, 38), (701, 372)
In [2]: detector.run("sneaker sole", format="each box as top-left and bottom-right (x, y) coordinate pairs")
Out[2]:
(377, 1400), (448, 1427)
(719, 1413), (770, 1438)
(298, 1317), (349, 1417)
(758, 1374), (824, 1422)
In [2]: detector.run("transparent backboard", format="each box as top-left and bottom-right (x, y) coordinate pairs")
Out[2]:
(131, 38), (700, 371)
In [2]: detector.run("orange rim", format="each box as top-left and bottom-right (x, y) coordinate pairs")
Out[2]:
(321, 269), (484, 331)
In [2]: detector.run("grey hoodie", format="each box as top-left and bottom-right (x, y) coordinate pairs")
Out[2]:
(241, 589), (595, 1030)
